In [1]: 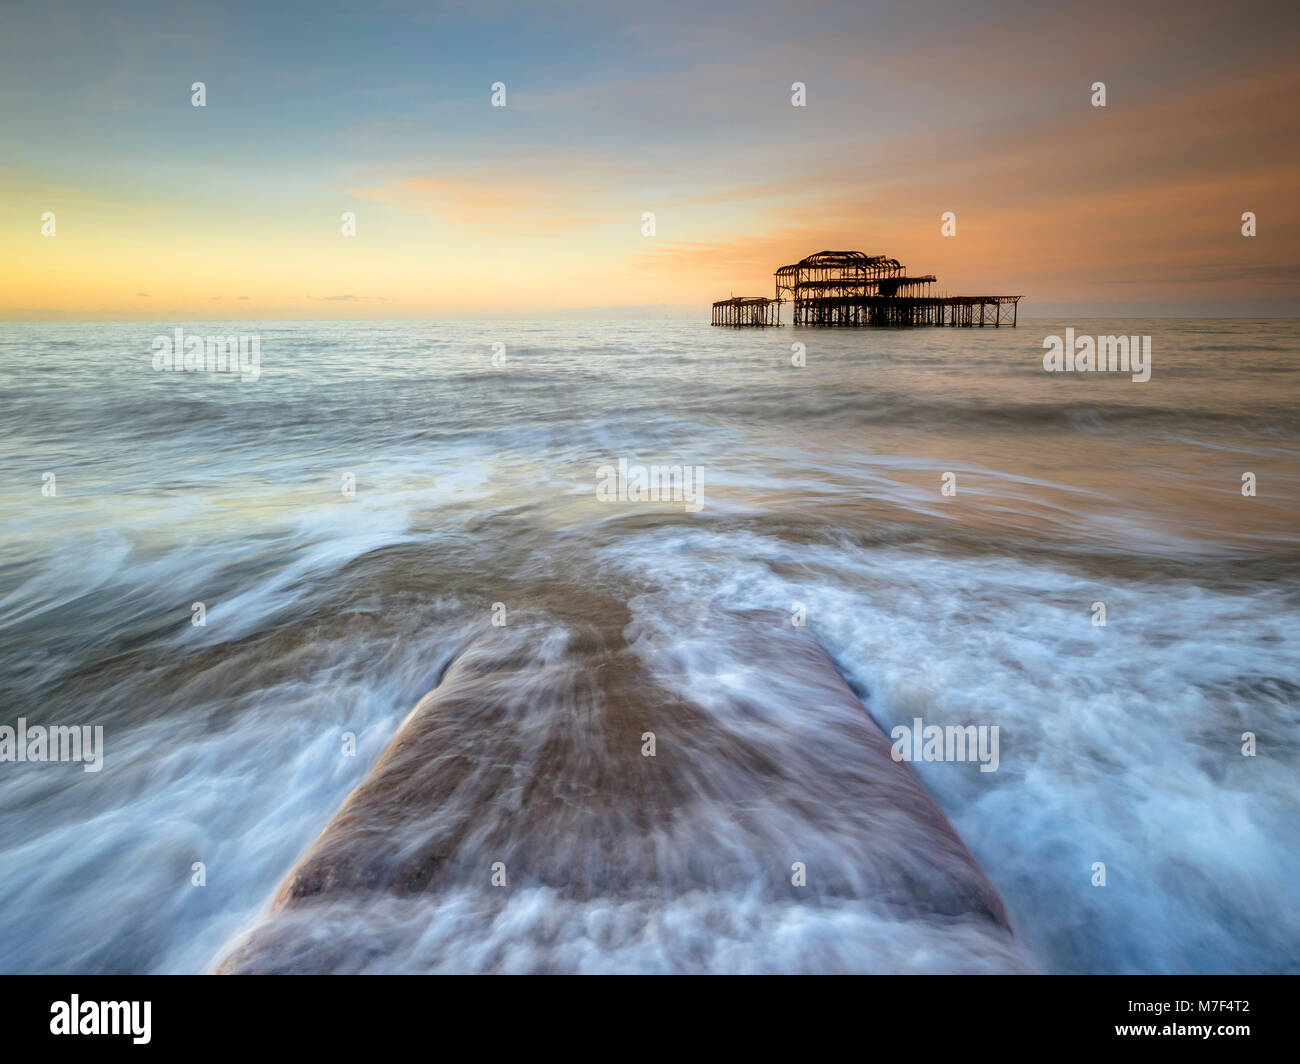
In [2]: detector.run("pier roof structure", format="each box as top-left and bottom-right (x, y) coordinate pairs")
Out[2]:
(714, 249), (1019, 327)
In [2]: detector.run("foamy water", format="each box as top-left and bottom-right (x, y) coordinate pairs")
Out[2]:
(1, 319), (1297, 972)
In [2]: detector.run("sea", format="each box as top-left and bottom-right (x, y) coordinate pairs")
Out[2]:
(1, 318), (1297, 973)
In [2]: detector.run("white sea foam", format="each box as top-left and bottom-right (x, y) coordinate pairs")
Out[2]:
(599, 529), (1300, 973)
(216, 888), (1034, 974)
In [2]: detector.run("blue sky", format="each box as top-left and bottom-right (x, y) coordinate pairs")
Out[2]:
(4, 0), (1298, 317)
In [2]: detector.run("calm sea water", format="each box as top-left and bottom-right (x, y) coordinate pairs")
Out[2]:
(1, 318), (1298, 973)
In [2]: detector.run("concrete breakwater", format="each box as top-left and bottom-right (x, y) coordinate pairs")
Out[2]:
(215, 610), (1034, 974)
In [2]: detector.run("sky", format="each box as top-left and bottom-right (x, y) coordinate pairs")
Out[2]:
(2, 0), (1298, 319)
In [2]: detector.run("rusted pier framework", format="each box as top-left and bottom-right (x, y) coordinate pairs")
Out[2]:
(711, 250), (1020, 326)
(791, 293), (1020, 326)
(711, 296), (784, 327)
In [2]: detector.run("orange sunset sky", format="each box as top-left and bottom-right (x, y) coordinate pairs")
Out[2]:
(3, 0), (1298, 319)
